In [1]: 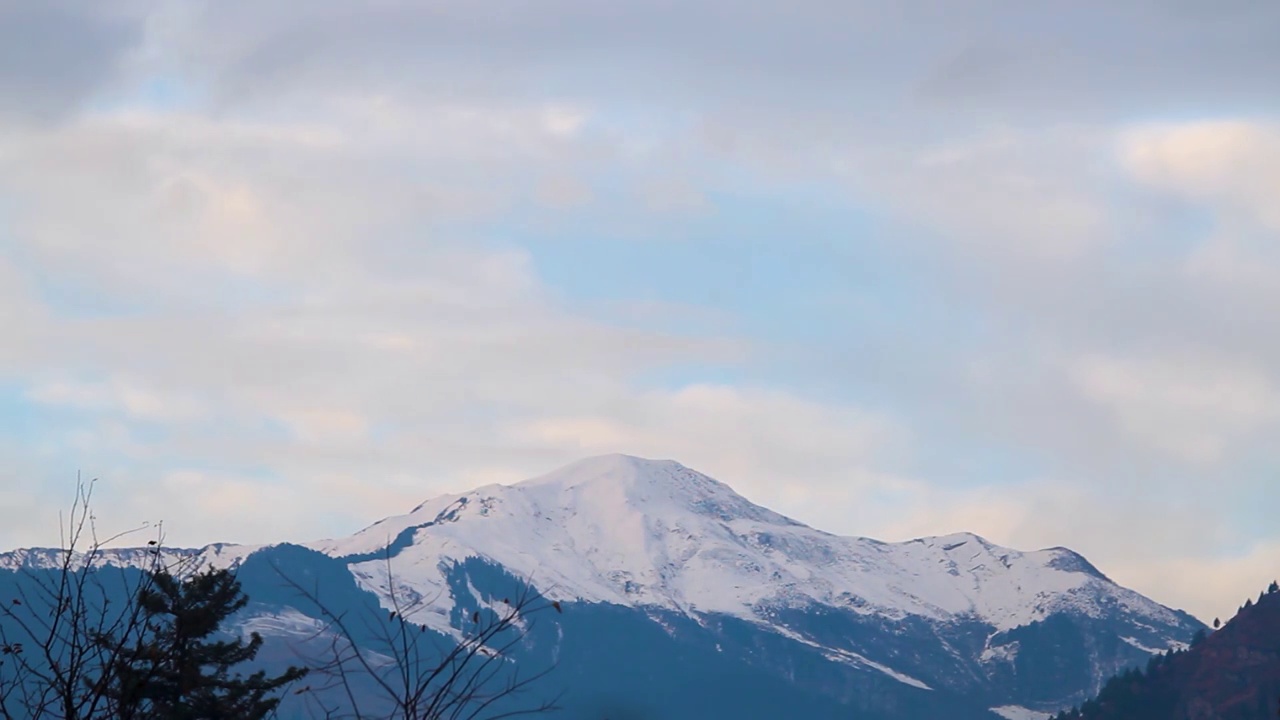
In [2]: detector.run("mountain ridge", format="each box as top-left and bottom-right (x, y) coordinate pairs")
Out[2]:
(0, 453), (1206, 718)
(1054, 584), (1280, 720)
(0, 454), (1198, 634)
(311, 454), (1199, 634)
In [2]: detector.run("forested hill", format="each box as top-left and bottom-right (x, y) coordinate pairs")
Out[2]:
(1055, 582), (1280, 720)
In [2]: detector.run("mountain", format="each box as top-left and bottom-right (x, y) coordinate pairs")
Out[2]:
(0, 454), (1205, 719)
(1054, 584), (1280, 720)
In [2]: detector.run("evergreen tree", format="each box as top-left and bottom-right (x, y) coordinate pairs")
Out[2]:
(101, 566), (306, 720)
(1190, 628), (1207, 647)
(1268, 580), (1278, 594)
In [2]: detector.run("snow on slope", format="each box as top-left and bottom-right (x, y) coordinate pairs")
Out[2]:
(311, 454), (1185, 635)
(992, 706), (1053, 720)
(0, 543), (251, 572)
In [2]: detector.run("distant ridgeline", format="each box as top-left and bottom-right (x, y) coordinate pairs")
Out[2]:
(1054, 581), (1280, 720)
(0, 456), (1217, 719)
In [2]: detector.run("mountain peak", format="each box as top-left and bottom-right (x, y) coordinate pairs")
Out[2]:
(913, 531), (994, 549)
(314, 455), (1198, 640)
(516, 453), (685, 489)
(514, 453), (806, 528)
(1041, 546), (1111, 581)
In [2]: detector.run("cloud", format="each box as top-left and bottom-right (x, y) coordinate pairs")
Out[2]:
(136, 0), (1280, 132)
(0, 258), (46, 367)
(853, 126), (1114, 261)
(1114, 541), (1280, 622)
(866, 476), (1268, 622)
(2, 0), (1279, 631)
(0, 95), (753, 550)
(510, 383), (909, 529)
(1122, 120), (1280, 230)
(27, 377), (206, 423)
(0, 103), (602, 301)
(0, 3), (147, 122)
(1068, 352), (1280, 462)
(1119, 120), (1280, 296)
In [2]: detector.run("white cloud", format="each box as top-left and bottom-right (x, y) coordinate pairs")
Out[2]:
(889, 127), (1113, 261)
(1122, 120), (1280, 230)
(0, 107), (583, 291)
(1068, 352), (1280, 462)
(0, 95), (761, 550)
(868, 477), (1267, 623)
(108, 469), (332, 547)
(3, 1), (1280, 637)
(27, 377), (206, 423)
(534, 172), (593, 209)
(1112, 541), (1280, 623)
(510, 384), (910, 532)
(275, 408), (371, 445)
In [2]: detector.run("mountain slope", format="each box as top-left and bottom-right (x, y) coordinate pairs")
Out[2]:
(316, 455), (1190, 633)
(305, 454), (1202, 714)
(0, 454), (1206, 718)
(1054, 584), (1280, 720)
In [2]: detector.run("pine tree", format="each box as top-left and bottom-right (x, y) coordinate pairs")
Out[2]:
(1268, 580), (1278, 594)
(1190, 628), (1207, 647)
(101, 566), (306, 720)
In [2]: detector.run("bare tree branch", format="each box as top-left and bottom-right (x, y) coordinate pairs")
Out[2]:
(0, 478), (204, 720)
(272, 546), (561, 720)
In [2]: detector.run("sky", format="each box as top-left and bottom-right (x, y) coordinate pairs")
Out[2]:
(1, 1), (1278, 625)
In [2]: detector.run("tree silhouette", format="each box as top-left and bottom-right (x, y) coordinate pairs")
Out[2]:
(0, 478), (174, 720)
(0, 479), (304, 719)
(1054, 582), (1280, 720)
(1, 479), (559, 720)
(102, 566), (306, 719)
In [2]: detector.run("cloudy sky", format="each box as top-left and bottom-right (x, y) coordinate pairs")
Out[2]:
(2, 1), (1278, 623)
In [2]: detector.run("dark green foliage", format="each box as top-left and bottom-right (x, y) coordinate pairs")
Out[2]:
(1049, 648), (1181, 720)
(1053, 583), (1280, 720)
(102, 567), (305, 720)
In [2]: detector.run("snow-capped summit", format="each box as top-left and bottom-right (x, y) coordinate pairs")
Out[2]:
(314, 454), (1189, 636)
(512, 453), (805, 526)
(516, 452), (687, 488)
(0, 454), (1206, 718)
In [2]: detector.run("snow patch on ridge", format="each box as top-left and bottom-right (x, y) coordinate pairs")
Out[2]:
(768, 623), (933, 690)
(992, 706), (1053, 720)
(1121, 636), (1165, 654)
(239, 608), (327, 638)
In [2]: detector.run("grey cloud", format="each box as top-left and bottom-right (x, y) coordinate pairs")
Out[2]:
(0, 3), (146, 122)
(4, 2), (1279, 130)
(154, 1), (1280, 128)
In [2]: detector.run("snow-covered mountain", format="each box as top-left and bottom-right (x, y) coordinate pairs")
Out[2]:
(315, 454), (1184, 635)
(0, 454), (1205, 719)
